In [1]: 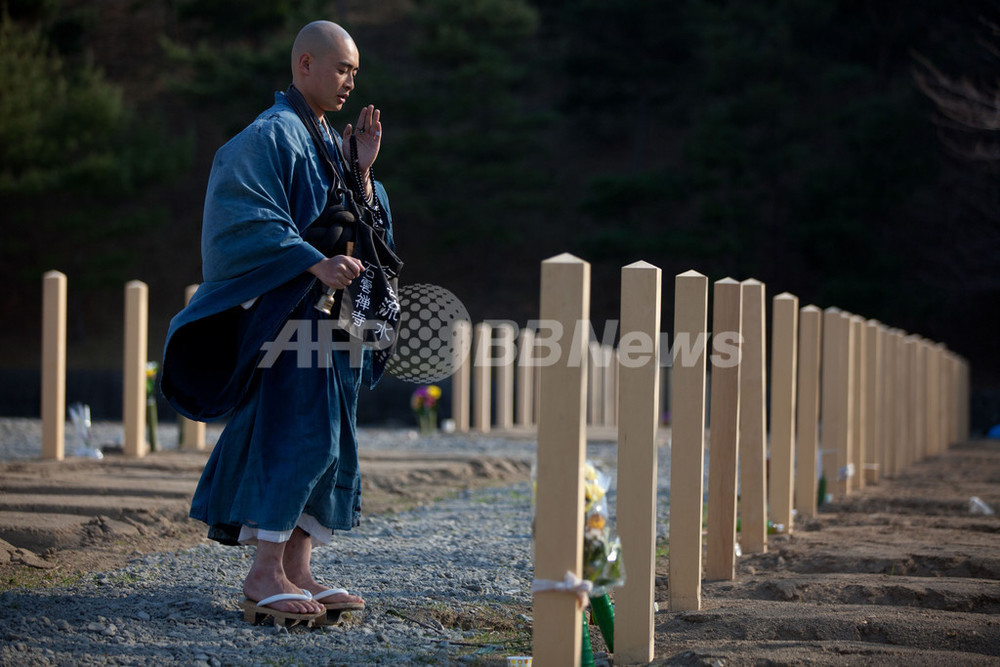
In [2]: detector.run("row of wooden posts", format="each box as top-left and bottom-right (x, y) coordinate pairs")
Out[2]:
(40, 272), (206, 459)
(524, 254), (970, 666)
(40, 262), (972, 665)
(40, 272), (627, 459)
(447, 322), (627, 434)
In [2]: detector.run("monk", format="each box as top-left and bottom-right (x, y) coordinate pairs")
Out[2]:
(161, 21), (394, 625)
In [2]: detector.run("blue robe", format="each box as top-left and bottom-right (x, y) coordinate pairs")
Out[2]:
(160, 92), (393, 544)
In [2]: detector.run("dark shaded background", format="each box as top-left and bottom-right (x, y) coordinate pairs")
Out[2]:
(1, 0), (998, 431)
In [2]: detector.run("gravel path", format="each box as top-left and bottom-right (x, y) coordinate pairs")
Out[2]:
(1, 483), (537, 666)
(0, 419), (673, 665)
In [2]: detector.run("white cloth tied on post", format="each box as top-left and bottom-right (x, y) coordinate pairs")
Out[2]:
(531, 570), (593, 608)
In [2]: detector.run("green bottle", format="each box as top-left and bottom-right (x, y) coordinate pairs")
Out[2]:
(589, 594), (615, 653)
(580, 612), (595, 667)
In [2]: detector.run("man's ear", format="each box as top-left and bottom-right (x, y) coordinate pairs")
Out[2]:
(297, 53), (311, 75)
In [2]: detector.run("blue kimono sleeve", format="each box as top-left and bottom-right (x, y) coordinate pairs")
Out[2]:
(161, 107), (329, 420)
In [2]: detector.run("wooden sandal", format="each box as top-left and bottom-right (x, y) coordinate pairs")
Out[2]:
(310, 588), (365, 626)
(240, 593), (324, 628)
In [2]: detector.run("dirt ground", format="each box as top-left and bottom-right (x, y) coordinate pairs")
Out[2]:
(0, 449), (532, 589)
(649, 439), (1000, 666)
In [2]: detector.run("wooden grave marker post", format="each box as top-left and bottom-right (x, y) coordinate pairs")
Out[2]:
(472, 322), (492, 433)
(615, 260), (661, 664)
(794, 305), (822, 518)
(42, 271), (68, 461)
(850, 315), (866, 491)
(495, 322), (516, 431)
(739, 279), (767, 553)
(668, 270), (709, 609)
(864, 321), (882, 483)
(706, 278), (742, 581)
(769, 292), (798, 533)
(516, 327), (535, 428)
(124, 280), (149, 458)
(532, 253), (590, 667)
(588, 341), (603, 426)
(451, 320), (472, 433)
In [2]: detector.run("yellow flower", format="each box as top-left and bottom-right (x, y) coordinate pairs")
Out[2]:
(584, 465), (606, 503)
(586, 513), (606, 532)
(427, 385), (442, 400)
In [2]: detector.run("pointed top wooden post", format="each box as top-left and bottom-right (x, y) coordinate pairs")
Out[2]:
(821, 308), (853, 499)
(921, 340), (939, 458)
(795, 305), (822, 518)
(878, 324), (893, 478)
(451, 319), (472, 433)
(495, 322), (516, 431)
(739, 279), (767, 553)
(533, 253), (590, 667)
(904, 335), (921, 467)
(864, 320), (882, 483)
(706, 277), (742, 581)
(42, 271), (68, 461)
(472, 322), (492, 433)
(669, 269), (709, 610)
(897, 332), (914, 473)
(123, 280), (149, 458)
(850, 315), (866, 491)
(839, 311), (856, 495)
(886, 329), (905, 477)
(769, 292), (798, 534)
(615, 260), (661, 663)
(933, 343), (948, 456)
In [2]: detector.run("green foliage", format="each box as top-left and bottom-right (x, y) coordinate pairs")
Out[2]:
(0, 12), (191, 196)
(413, 0), (538, 72)
(368, 0), (550, 258)
(0, 0), (993, 378)
(161, 0), (333, 132)
(160, 34), (290, 132)
(0, 15), (119, 194)
(547, 0), (692, 135)
(176, 0), (312, 39)
(410, 0), (540, 120)
(0, 8), (193, 356)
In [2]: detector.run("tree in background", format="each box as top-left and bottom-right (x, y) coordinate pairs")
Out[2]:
(159, 0), (327, 134)
(0, 0), (996, 397)
(0, 6), (190, 358)
(395, 0), (548, 260)
(911, 10), (1000, 395)
(543, 0), (944, 318)
(0, 12), (177, 195)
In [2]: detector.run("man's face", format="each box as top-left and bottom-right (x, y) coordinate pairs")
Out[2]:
(304, 37), (360, 115)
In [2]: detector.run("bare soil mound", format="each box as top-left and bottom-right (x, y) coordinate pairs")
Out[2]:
(652, 439), (1000, 666)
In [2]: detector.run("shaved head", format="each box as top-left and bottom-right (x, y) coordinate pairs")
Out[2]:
(291, 21), (353, 75)
(291, 21), (360, 116)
